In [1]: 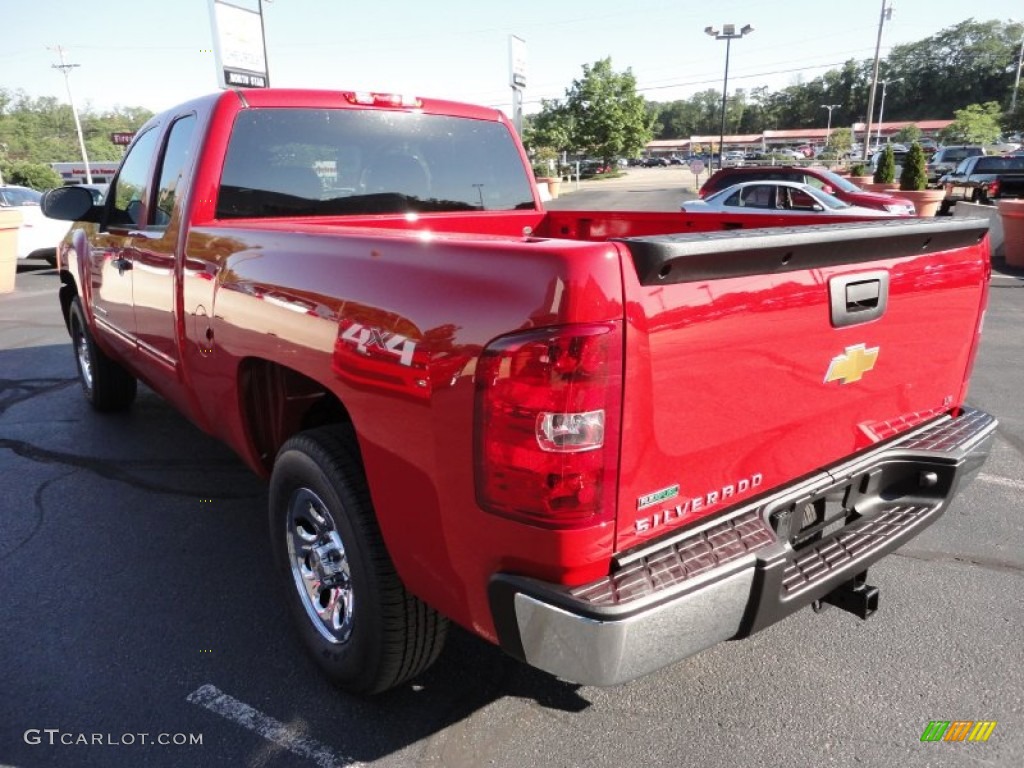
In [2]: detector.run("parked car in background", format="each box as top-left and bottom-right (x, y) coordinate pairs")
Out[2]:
(722, 150), (745, 167)
(698, 165), (916, 214)
(642, 156), (669, 167)
(0, 184), (71, 264)
(682, 180), (903, 217)
(939, 155), (1024, 212)
(869, 148), (909, 176)
(771, 148), (805, 162)
(927, 145), (985, 185)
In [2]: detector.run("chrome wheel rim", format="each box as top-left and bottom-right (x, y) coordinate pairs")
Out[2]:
(75, 328), (93, 392)
(286, 487), (354, 644)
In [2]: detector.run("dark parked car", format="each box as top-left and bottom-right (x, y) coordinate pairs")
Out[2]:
(699, 165), (916, 215)
(939, 155), (1024, 212)
(927, 146), (985, 185)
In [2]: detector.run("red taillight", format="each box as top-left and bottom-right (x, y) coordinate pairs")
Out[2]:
(988, 180), (1000, 198)
(474, 323), (623, 529)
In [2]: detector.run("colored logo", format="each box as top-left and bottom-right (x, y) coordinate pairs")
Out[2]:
(637, 484), (680, 510)
(824, 343), (879, 385)
(920, 721), (997, 742)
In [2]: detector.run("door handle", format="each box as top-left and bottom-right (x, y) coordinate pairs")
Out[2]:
(829, 271), (889, 328)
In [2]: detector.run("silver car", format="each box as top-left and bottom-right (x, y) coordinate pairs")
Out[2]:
(681, 180), (901, 217)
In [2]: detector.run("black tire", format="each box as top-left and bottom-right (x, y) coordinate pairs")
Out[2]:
(269, 425), (448, 694)
(68, 298), (137, 412)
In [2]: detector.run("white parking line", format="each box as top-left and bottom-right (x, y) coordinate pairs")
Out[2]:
(978, 473), (1024, 492)
(187, 684), (359, 768)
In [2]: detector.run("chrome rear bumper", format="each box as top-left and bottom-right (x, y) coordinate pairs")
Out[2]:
(489, 407), (997, 686)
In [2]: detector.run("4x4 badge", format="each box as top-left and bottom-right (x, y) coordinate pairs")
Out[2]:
(825, 344), (879, 384)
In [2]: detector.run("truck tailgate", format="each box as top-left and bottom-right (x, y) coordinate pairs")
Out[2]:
(613, 218), (990, 552)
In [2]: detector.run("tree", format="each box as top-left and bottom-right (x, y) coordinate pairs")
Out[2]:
(827, 127), (853, 156)
(895, 124), (922, 144)
(562, 58), (653, 166)
(2, 161), (62, 189)
(900, 143), (928, 191)
(874, 144), (896, 184)
(939, 102), (1003, 144)
(523, 99), (573, 167)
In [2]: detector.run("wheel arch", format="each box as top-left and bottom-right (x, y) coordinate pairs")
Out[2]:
(237, 357), (356, 475)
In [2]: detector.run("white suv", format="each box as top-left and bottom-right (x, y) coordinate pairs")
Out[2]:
(0, 185), (72, 263)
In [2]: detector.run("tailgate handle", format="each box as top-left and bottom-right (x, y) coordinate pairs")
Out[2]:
(830, 271), (889, 328)
(846, 280), (880, 311)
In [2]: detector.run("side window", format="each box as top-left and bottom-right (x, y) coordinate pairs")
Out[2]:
(788, 189), (818, 210)
(153, 115), (197, 227)
(803, 175), (825, 190)
(109, 128), (161, 227)
(741, 185), (773, 209)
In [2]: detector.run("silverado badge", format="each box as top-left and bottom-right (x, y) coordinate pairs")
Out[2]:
(825, 343), (879, 385)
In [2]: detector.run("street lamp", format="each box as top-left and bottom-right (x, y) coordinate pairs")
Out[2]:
(875, 78), (903, 149)
(705, 23), (754, 170)
(821, 104), (840, 145)
(863, 0), (894, 160)
(1011, 31), (1024, 115)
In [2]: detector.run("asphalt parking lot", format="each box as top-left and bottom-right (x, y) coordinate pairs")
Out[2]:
(2, 175), (1022, 767)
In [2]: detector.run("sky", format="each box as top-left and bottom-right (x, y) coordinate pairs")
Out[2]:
(2, 0), (1021, 120)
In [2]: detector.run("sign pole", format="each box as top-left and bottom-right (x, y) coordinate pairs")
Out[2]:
(509, 35), (527, 136)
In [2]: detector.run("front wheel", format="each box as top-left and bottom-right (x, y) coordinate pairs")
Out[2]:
(68, 298), (137, 411)
(269, 426), (448, 694)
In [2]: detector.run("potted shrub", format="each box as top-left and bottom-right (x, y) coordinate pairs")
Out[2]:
(848, 162), (872, 187)
(868, 145), (897, 191)
(898, 142), (945, 217)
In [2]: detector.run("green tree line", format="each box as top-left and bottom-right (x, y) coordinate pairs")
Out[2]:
(525, 17), (1022, 165)
(648, 18), (1023, 140)
(0, 88), (152, 188)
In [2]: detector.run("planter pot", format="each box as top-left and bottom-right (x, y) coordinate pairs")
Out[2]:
(848, 175), (874, 187)
(536, 177), (561, 199)
(898, 188), (946, 218)
(998, 199), (1024, 268)
(0, 209), (23, 294)
(863, 182), (899, 193)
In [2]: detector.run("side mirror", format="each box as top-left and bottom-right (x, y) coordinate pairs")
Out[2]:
(41, 186), (101, 223)
(813, 204), (825, 212)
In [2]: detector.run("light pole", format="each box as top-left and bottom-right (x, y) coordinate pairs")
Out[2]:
(863, 0), (893, 160)
(705, 23), (754, 170)
(50, 45), (92, 184)
(821, 103), (840, 146)
(875, 78), (903, 148)
(1011, 31), (1024, 115)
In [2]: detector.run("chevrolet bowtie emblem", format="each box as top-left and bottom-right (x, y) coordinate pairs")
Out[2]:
(824, 343), (879, 384)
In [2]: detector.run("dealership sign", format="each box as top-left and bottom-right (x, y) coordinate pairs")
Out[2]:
(208, 0), (270, 89)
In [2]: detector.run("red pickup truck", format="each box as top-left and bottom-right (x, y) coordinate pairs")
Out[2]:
(43, 88), (996, 694)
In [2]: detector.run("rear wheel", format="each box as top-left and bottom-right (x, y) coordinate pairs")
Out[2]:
(269, 426), (448, 694)
(68, 298), (137, 411)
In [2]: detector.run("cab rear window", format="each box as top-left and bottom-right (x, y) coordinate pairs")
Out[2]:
(217, 108), (535, 218)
